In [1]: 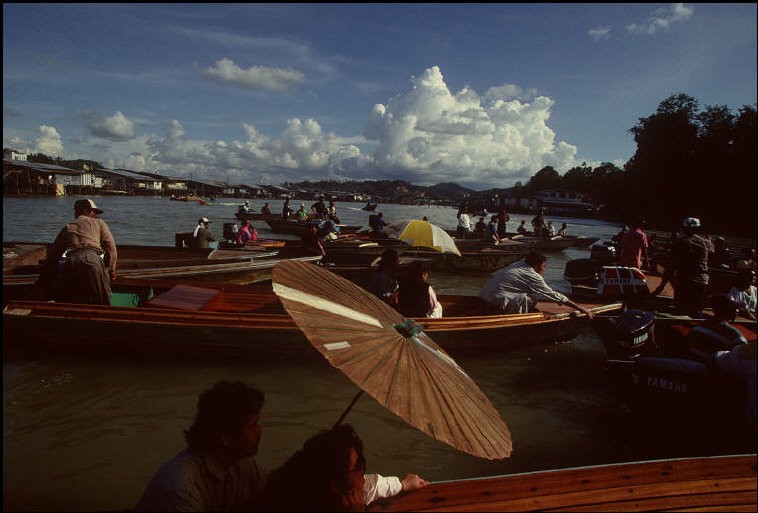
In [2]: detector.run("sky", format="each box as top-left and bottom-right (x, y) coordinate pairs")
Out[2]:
(3, 3), (756, 190)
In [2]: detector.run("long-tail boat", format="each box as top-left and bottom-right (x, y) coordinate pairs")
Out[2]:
(3, 276), (621, 356)
(3, 241), (320, 286)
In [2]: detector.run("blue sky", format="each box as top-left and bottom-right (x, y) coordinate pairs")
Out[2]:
(3, 3), (756, 190)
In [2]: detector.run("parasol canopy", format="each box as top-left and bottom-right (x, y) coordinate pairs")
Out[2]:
(384, 219), (461, 257)
(271, 260), (512, 460)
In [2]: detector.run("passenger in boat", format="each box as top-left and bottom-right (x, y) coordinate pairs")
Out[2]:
(236, 220), (257, 246)
(311, 197), (327, 217)
(709, 236), (732, 270)
(241, 200), (253, 213)
(657, 217), (713, 318)
(261, 202), (272, 215)
(531, 211), (546, 237)
(369, 212), (388, 237)
(486, 215), (499, 244)
(282, 198), (293, 219)
(735, 247), (756, 272)
(317, 213), (340, 242)
(474, 216), (487, 235)
(456, 207), (472, 239)
(685, 294), (748, 365)
(478, 250), (594, 318)
(327, 200), (341, 224)
(296, 203), (308, 221)
(302, 224), (326, 256)
(191, 217), (216, 249)
(135, 381), (267, 511)
(517, 219), (529, 235)
(398, 260), (442, 318)
(545, 220), (556, 238)
(43, 198), (117, 305)
(367, 248), (400, 306)
(619, 217), (650, 271)
(496, 206), (510, 240)
(727, 269), (757, 320)
(263, 423), (428, 511)
(557, 222), (569, 237)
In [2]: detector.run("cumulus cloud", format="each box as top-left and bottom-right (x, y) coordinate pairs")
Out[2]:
(362, 66), (577, 186)
(626, 3), (694, 35)
(588, 26), (611, 40)
(201, 58), (306, 92)
(42, 66), (579, 189)
(84, 110), (135, 141)
(35, 125), (63, 156)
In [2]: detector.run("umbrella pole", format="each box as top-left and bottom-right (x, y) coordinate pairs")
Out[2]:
(333, 389), (364, 428)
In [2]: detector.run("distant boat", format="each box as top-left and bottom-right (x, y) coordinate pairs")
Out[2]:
(362, 202), (378, 211)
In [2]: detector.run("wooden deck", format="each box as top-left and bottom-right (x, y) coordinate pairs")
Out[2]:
(368, 454), (757, 512)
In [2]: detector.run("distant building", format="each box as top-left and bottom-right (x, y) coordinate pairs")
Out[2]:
(503, 188), (599, 216)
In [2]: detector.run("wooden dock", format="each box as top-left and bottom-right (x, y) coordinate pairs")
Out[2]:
(368, 454), (757, 512)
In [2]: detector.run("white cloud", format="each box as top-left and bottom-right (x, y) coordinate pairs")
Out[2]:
(84, 110), (135, 141)
(201, 58), (306, 92)
(25, 66), (580, 189)
(362, 66), (578, 186)
(588, 26), (611, 40)
(35, 125), (63, 156)
(626, 3), (694, 35)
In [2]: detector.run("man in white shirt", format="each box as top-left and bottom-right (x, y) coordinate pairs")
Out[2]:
(479, 250), (594, 317)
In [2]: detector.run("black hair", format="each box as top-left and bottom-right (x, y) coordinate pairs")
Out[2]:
(712, 293), (738, 321)
(524, 250), (547, 267)
(184, 381), (264, 453)
(264, 424), (365, 511)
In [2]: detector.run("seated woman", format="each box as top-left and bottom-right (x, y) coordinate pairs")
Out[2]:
(263, 424), (427, 511)
(397, 261), (442, 318)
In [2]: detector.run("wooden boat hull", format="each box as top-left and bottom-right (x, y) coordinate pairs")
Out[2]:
(3, 279), (621, 356)
(367, 454), (757, 512)
(265, 218), (362, 236)
(234, 211), (282, 222)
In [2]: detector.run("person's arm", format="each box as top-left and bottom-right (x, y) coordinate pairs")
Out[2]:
(363, 473), (428, 505)
(562, 299), (594, 319)
(100, 220), (118, 277)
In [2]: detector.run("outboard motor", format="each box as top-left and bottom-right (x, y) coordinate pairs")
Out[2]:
(590, 242), (617, 265)
(597, 309), (655, 359)
(564, 258), (600, 287)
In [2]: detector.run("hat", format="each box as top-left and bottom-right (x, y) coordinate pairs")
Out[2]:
(198, 217), (211, 224)
(682, 217), (701, 228)
(74, 198), (103, 214)
(300, 203), (305, 207)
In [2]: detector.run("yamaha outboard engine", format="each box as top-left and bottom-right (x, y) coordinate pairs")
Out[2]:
(596, 309), (655, 359)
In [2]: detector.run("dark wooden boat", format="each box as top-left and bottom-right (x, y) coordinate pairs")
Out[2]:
(367, 454), (757, 512)
(3, 241), (319, 286)
(265, 218), (363, 236)
(3, 277), (621, 356)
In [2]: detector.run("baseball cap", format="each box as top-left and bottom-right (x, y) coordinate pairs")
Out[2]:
(682, 217), (701, 228)
(199, 217), (211, 224)
(74, 198), (103, 214)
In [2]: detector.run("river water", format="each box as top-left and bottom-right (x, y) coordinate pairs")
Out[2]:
(3, 195), (755, 511)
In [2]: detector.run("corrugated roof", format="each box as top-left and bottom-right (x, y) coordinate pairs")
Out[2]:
(3, 158), (83, 175)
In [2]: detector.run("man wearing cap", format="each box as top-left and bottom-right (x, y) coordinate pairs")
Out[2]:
(656, 216), (713, 318)
(45, 198), (117, 305)
(191, 217), (216, 249)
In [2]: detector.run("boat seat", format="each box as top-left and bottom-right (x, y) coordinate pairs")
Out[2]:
(146, 284), (222, 310)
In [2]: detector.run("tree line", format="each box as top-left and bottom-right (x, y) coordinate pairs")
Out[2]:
(517, 93), (756, 238)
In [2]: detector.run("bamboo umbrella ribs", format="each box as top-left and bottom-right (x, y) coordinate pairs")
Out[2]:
(271, 260), (512, 460)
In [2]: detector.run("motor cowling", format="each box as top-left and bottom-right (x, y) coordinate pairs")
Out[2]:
(599, 309), (655, 358)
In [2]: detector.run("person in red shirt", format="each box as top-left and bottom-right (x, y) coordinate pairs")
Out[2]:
(619, 217), (650, 270)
